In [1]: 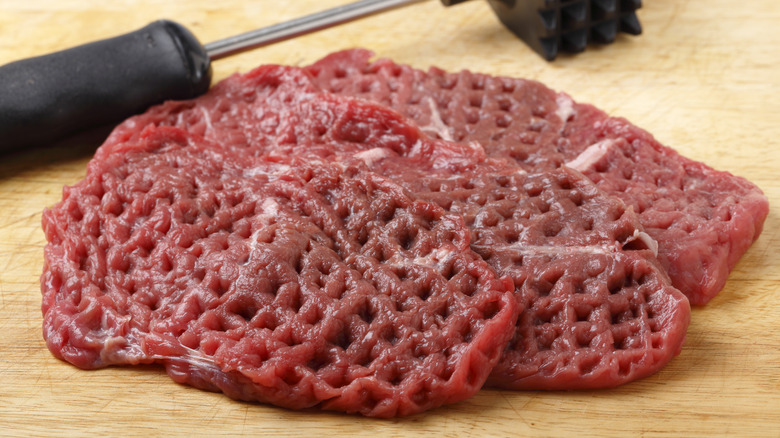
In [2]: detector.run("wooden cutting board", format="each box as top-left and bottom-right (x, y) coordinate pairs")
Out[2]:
(1, 0), (778, 436)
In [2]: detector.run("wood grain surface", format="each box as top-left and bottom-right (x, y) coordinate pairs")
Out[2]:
(1, 0), (778, 436)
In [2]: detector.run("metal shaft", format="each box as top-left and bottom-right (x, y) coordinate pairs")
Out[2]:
(205, 0), (429, 60)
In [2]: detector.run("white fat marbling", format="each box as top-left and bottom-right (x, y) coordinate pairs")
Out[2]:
(556, 94), (576, 123)
(564, 139), (615, 171)
(354, 147), (393, 166)
(420, 97), (455, 141)
(624, 229), (659, 257)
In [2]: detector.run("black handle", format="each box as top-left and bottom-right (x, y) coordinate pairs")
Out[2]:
(0, 20), (212, 154)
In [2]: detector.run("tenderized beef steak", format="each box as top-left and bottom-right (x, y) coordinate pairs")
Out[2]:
(42, 62), (690, 400)
(41, 126), (520, 417)
(305, 49), (770, 306)
(405, 167), (690, 390)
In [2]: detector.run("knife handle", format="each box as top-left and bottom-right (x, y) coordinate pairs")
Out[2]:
(0, 20), (212, 154)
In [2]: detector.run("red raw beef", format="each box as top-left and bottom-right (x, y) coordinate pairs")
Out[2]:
(43, 63), (690, 396)
(404, 167), (690, 390)
(305, 49), (769, 306)
(41, 125), (520, 417)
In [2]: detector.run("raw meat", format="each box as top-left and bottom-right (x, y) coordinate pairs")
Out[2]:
(306, 49), (769, 305)
(407, 167), (690, 390)
(42, 63), (690, 398)
(41, 126), (520, 417)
